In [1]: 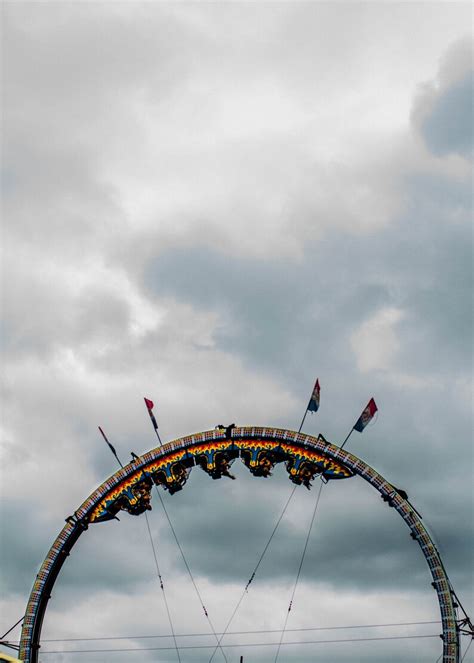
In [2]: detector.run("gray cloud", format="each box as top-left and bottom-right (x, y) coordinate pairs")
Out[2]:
(1, 5), (473, 662)
(145, 160), (471, 382)
(420, 71), (473, 158)
(412, 37), (473, 158)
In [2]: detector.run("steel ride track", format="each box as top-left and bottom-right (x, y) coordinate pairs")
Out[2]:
(19, 426), (460, 662)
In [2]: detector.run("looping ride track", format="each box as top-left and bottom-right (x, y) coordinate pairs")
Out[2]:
(20, 426), (460, 662)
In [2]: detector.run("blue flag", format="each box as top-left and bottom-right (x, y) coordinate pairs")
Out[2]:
(307, 379), (320, 413)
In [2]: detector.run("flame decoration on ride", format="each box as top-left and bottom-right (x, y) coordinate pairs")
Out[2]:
(89, 437), (353, 523)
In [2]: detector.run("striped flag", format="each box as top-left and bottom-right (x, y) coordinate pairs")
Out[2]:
(307, 379), (321, 413)
(353, 398), (378, 432)
(144, 397), (159, 431)
(98, 426), (123, 468)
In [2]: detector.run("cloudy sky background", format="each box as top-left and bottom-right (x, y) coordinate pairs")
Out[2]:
(1, 2), (473, 662)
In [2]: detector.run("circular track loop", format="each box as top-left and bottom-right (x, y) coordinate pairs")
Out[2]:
(20, 427), (460, 662)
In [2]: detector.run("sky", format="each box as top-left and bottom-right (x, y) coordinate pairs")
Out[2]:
(1, 2), (473, 662)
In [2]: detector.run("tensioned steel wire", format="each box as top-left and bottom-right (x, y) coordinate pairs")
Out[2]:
(107, 433), (226, 661)
(153, 485), (228, 663)
(98, 438), (182, 662)
(274, 479), (325, 662)
(35, 633), (443, 655)
(207, 409), (319, 662)
(461, 637), (473, 662)
(207, 484), (298, 663)
(31, 619), (442, 643)
(1, 616), (24, 640)
(144, 511), (181, 662)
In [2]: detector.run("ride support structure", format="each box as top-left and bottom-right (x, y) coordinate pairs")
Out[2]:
(19, 426), (464, 662)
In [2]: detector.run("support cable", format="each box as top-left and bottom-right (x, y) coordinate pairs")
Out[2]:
(37, 633), (442, 655)
(461, 636), (473, 662)
(1, 616), (24, 640)
(7, 620), (444, 644)
(274, 480), (324, 662)
(99, 427), (222, 660)
(208, 485), (297, 663)
(144, 511), (181, 663)
(98, 431), (182, 662)
(0, 641), (20, 652)
(153, 486), (228, 663)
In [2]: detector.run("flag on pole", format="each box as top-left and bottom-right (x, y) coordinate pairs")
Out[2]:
(98, 426), (123, 468)
(144, 397), (158, 431)
(99, 426), (118, 456)
(307, 379), (321, 413)
(353, 398), (378, 432)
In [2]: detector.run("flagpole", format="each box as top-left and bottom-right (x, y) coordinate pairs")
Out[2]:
(144, 397), (163, 447)
(298, 409), (309, 433)
(339, 428), (354, 451)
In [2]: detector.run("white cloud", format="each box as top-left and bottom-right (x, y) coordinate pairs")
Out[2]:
(351, 307), (404, 373)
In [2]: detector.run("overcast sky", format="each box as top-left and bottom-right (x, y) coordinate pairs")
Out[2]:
(1, 3), (473, 662)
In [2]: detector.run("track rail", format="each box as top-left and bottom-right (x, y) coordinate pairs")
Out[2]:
(19, 427), (460, 662)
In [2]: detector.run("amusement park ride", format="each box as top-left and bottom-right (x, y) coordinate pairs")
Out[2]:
(1, 394), (473, 662)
